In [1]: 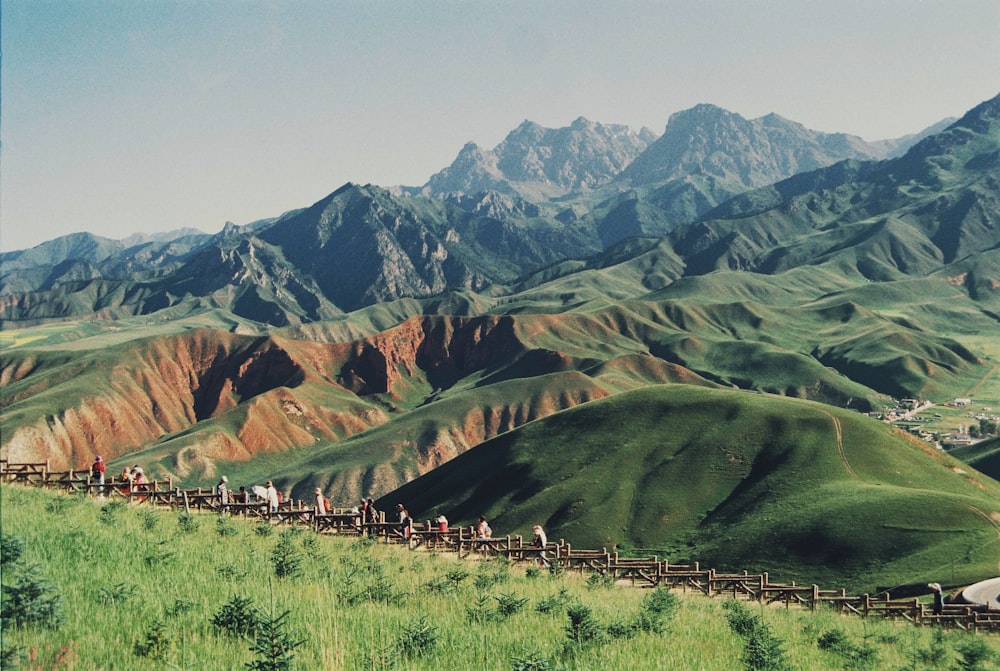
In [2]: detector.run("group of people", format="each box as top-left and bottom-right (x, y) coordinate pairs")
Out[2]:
(93, 457), (548, 562)
(90, 456), (148, 496)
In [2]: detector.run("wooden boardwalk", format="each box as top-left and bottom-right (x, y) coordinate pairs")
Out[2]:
(2, 459), (997, 633)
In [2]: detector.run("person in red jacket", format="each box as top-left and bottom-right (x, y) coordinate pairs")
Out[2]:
(91, 456), (106, 495)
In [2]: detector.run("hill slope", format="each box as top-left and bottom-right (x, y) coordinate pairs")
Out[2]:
(384, 385), (1000, 591)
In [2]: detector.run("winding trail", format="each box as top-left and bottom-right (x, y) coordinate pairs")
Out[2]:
(822, 411), (857, 479)
(966, 363), (998, 397)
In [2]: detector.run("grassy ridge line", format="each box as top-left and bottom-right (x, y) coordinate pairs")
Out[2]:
(4, 484), (999, 671)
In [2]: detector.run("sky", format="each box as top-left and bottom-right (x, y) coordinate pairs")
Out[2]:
(2, 0), (999, 252)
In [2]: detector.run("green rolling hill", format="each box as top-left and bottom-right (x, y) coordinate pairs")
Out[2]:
(383, 385), (1000, 593)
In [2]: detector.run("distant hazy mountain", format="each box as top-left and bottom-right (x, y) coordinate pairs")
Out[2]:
(423, 117), (657, 199)
(0, 99), (983, 322)
(623, 104), (905, 188)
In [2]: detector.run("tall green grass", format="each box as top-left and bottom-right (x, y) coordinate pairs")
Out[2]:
(2, 484), (998, 670)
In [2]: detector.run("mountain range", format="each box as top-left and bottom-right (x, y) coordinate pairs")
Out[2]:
(2, 95), (999, 590)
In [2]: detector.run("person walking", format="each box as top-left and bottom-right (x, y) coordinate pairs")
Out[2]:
(217, 476), (229, 510)
(532, 524), (548, 566)
(928, 582), (945, 616)
(91, 456), (106, 496)
(314, 487), (328, 515)
(265, 480), (280, 515)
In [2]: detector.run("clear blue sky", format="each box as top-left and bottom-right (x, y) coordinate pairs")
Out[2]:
(2, 0), (999, 251)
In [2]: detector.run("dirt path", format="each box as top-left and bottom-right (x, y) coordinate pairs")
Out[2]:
(966, 363), (998, 397)
(822, 411), (857, 479)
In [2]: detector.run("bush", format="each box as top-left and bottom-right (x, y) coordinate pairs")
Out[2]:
(724, 599), (761, 638)
(1, 563), (64, 630)
(535, 588), (571, 615)
(955, 637), (997, 671)
(511, 650), (553, 671)
(176, 512), (199, 534)
(494, 592), (529, 618)
(246, 610), (304, 671)
(466, 593), (496, 624)
(397, 615), (437, 659)
(0, 532), (25, 567)
(272, 533), (303, 580)
(212, 594), (261, 639)
(634, 587), (679, 634)
(743, 625), (791, 671)
(817, 627), (878, 670)
(564, 604), (604, 648)
(96, 581), (138, 606)
(216, 516), (239, 537)
(134, 618), (172, 661)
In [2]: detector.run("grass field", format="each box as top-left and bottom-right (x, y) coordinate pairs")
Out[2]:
(3, 484), (998, 671)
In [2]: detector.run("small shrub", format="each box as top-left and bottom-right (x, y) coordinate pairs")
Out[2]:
(217, 563), (248, 580)
(255, 523), (273, 537)
(564, 604), (604, 648)
(44, 497), (69, 514)
(724, 599), (761, 638)
(246, 609), (304, 671)
(606, 619), (638, 640)
(1, 563), (64, 629)
(166, 598), (194, 617)
(466, 593), (497, 624)
(743, 624), (791, 671)
(212, 594), (260, 639)
(548, 560), (565, 578)
(99, 501), (126, 525)
(271, 534), (303, 580)
(397, 615), (437, 659)
(424, 575), (456, 594)
(445, 566), (469, 586)
(524, 565), (542, 579)
(96, 581), (138, 606)
(494, 592), (529, 618)
(216, 516), (239, 537)
(143, 541), (176, 567)
(510, 650), (553, 671)
(361, 641), (400, 671)
(955, 637), (997, 671)
(133, 619), (172, 661)
(0, 642), (24, 669)
(585, 572), (615, 590)
(817, 627), (878, 670)
(176, 512), (199, 534)
(634, 587), (679, 634)
(0, 532), (25, 567)
(139, 509), (159, 532)
(536, 588), (571, 615)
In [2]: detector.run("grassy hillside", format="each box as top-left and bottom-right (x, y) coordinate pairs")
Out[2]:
(386, 386), (1000, 593)
(950, 437), (1000, 482)
(3, 484), (998, 671)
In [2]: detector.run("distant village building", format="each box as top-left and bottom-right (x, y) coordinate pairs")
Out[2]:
(953, 398), (972, 406)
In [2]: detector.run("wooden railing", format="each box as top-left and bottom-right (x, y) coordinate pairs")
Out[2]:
(1, 460), (997, 632)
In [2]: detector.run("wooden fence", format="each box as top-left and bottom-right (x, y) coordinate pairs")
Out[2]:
(2, 459), (997, 633)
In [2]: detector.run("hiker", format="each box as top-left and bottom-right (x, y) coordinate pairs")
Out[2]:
(91, 456), (105, 494)
(532, 524), (548, 566)
(396, 503), (411, 540)
(120, 466), (133, 494)
(265, 481), (280, 514)
(436, 514), (449, 532)
(238, 486), (249, 504)
(314, 487), (328, 515)
(928, 582), (944, 616)
(365, 498), (378, 523)
(217, 476), (229, 509)
(477, 515), (492, 539)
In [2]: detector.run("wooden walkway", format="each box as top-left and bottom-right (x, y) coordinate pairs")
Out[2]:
(2, 459), (997, 633)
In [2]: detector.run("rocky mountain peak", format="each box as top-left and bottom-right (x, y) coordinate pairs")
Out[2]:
(424, 118), (655, 200)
